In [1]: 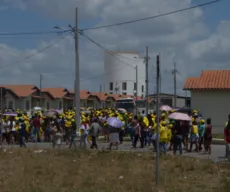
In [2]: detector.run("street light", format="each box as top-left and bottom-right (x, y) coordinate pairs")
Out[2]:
(54, 8), (80, 129)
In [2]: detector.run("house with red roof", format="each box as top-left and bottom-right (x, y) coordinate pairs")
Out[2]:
(0, 85), (54, 111)
(184, 70), (230, 131)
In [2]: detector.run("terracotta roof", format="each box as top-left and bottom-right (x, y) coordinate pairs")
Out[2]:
(80, 90), (91, 99)
(90, 92), (108, 101)
(42, 88), (68, 98)
(184, 70), (230, 90)
(1, 85), (38, 97)
(184, 77), (200, 90)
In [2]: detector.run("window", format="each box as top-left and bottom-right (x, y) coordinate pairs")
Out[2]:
(109, 91), (113, 94)
(122, 82), (127, 90)
(109, 82), (113, 90)
(46, 102), (50, 110)
(141, 85), (144, 93)
(25, 100), (30, 110)
(134, 82), (137, 90)
(134, 92), (137, 96)
(59, 101), (62, 109)
(122, 92), (127, 95)
(8, 101), (13, 109)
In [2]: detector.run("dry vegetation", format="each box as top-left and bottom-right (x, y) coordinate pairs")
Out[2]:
(0, 148), (229, 192)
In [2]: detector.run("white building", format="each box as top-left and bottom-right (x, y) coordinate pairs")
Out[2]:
(184, 70), (230, 134)
(104, 51), (146, 96)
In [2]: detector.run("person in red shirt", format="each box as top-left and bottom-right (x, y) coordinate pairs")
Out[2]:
(224, 120), (230, 160)
(33, 115), (41, 142)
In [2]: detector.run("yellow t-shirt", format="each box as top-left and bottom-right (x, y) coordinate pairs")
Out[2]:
(192, 125), (198, 134)
(160, 126), (167, 142)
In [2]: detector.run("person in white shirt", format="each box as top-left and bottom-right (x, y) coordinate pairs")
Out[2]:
(8, 118), (16, 144)
(80, 121), (89, 148)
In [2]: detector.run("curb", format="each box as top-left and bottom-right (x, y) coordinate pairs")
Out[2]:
(212, 139), (225, 145)
(96, 137), (225, 145)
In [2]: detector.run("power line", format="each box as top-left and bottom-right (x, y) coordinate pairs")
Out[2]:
(80, 32), (137, 69)
(0, 34), (69, 69)
(0, 30), (71, 36)
(81, 66), (125, 82)
(81, 0), (220, 31)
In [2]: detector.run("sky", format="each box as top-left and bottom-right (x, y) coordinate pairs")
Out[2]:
(0, 0), (229, 96)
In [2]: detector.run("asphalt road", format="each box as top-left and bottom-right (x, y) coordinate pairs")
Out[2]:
(1, 141), (227, 161)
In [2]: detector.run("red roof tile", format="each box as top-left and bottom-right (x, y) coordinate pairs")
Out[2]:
(80, 90), (91, 99)
(1, 85), (38, 97)
(184, 70), (230, 90)
(42, 88), (68, 98)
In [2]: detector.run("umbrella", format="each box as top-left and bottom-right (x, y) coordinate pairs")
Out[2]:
(43, 111), (57, 117)
(168, 112), (191, 121)
(51, 109), (62, 114)
(106, 117), (124, 128)
(3, 112), (17, 117)
(160, 105), (172, 111)
(177, 107), (193, 115)
(33, 106), (42, 111)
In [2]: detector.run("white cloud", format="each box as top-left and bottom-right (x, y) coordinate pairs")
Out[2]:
(0, 0), (229, 95)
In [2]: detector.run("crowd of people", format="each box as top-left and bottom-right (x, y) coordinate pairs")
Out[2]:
(0, 108), (217, 156)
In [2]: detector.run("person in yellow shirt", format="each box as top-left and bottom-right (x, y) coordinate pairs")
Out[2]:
(167, 124), (172, 146)
(189, 121), (199, 152)
(160, 121), (168, 153)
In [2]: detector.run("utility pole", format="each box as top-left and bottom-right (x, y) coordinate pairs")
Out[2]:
(172, 62), (177, 108)
(0, 87), (3, 148)
(39, 74), (43, 107)
(74, 7), (80, 128)
(156, 54), (160, 185)
(100, 84), (102, 108)
(135, 65), (138, 115)
(53, 7), (80, 127)
(144, 46), (150, 114)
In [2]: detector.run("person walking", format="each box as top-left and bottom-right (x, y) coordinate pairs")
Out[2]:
(198, 119), (205, 151)
(204, 118), (212, 154)
(69, 119), (77, 149)
(19, 119), (27, 148)
(89, 118), (100, 149)
(224, 120), (230, 160)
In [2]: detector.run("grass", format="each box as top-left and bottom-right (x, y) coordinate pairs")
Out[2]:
(0, 149), (229, 192)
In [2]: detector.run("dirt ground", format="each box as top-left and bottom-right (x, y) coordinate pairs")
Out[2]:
(0, 148), (229, 192)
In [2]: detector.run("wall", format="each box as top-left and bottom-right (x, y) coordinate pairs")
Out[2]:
(104, 52), (146, 96)
(5, 92), (17, 109)
(191, 90), (230, 133)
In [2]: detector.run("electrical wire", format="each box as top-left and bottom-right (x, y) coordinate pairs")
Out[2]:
(81, 66), (126, 82)
(81, 0), (220, 31)
(80, 32), (137, 69)
(0, 30), (71, 36)
(0, 34), (69, 69)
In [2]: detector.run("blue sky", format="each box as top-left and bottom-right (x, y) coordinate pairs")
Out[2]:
(0, 0), (229, 50)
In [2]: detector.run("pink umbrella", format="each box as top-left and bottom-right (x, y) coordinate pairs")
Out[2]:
(160, 105), (172, 111)
(168, 112), (191, 121)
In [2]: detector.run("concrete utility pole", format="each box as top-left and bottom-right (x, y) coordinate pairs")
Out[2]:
(39, 74), (43, 107)
(74, 7), (80, 128)
(156, 54), (160, 185)
(100, 84), (102, 108)
(135, 65), (138, 115)
(53, 7), (80, 128)
(144, 46), (150, 114)
(0, 87), (3, 148)
(172, 62), (177, 108)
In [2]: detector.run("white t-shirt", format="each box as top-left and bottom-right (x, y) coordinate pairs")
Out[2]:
(7, 121), (16, 132)
(80, 124), (89, 135)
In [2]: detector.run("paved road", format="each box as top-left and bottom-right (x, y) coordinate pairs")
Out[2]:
(1, 141), (227, 161)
